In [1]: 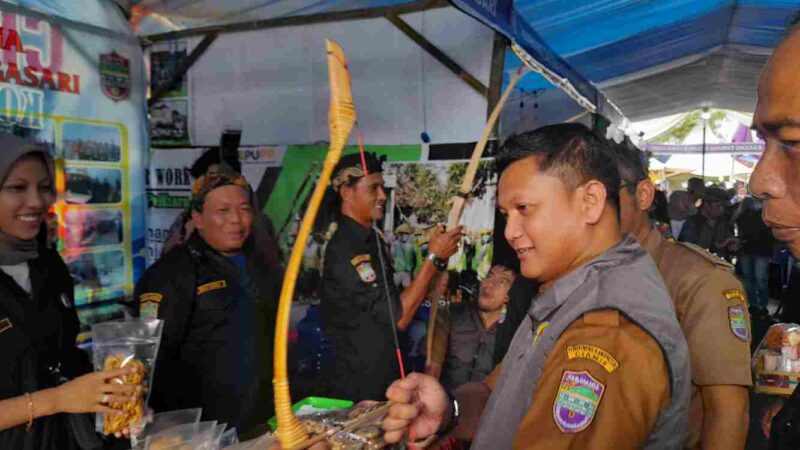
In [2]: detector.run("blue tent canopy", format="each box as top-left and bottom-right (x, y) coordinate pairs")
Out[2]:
(453, 0), (799, 120)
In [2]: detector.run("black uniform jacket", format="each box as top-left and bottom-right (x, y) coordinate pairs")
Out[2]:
(319, 216), (402, 402)
(0, 245), (93, 450)
(134, 233), (278, 435)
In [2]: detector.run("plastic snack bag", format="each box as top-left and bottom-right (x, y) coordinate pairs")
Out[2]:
(144, 421), (217, 450)
(131, 408), (203, 449)
(219, 428), (238, 447)
(91, 319), (164, 434)
(753, 322), (800, 395)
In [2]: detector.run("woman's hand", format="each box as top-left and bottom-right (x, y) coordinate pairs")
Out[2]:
(53, 367), (140, 415)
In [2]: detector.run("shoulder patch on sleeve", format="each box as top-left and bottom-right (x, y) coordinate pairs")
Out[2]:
(139, 292), (163, 303)
(350, 254), (371, 266)
(567, 345), (620, 373)
(728, 305), (749, 341)
(676, 242), (734, 270)
(553, 370), (606, 433)
(0, 317), (12, 334)
(139, 292), (163, 318)
(723, 289), (746, 303)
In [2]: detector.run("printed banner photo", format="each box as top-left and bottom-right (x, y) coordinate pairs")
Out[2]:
(0, 5), (148, 340)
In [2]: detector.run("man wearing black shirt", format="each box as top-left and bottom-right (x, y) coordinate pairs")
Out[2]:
(319, 153), (462, 401)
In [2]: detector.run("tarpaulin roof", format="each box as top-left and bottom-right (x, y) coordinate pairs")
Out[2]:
(453, 0), (800, 121)
(130, 0), (426, 36)
(132, 0), (800, 122)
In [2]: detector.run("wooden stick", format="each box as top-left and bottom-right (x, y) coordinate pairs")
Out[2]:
(426, 66), (528, 366)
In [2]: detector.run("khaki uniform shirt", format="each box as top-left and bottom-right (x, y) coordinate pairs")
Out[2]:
(484, 309), (671, 449)
(642, 227), (752, 449)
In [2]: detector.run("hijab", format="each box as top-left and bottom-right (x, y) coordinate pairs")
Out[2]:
(0, 135), (55, 265)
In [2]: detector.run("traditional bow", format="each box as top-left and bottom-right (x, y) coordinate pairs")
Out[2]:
(427, 65), (529, 365)
(273, 39), (357, 450)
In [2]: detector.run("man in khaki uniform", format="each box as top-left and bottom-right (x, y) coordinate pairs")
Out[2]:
(383, 124), (690, 449)
(615, 144), (751, 449)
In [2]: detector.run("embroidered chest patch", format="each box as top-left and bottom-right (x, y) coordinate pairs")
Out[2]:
(728, 304), (749, 341)
(197, 280), (227, 295)
(553, 370), (605, 433)
(355, 261), (377, 283)
(351, 254), (377, 283)
(566, 345), (619, 373)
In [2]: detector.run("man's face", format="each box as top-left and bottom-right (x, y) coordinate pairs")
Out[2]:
(701, 200), (725, 220)
(193, 185), (253, 255)
(477, 265), (515, 312)
(751, 28), (800, 256)
(342, 172), (387, 223)
(498, 156), (589, 281)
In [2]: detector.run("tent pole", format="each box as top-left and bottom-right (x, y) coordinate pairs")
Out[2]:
(702, 120), (706, 179)
(486, 32), (508, 132)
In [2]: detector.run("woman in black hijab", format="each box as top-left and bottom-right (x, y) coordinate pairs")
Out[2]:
(0, 135), (137, 449)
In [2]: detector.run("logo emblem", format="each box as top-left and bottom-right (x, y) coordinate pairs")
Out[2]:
(553, 370), (605, 433)
(356, 261), (377, 283)
(728, 305), (749, 341)
(100, 52), (130, 101)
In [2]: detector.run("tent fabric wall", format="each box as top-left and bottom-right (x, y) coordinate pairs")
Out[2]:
(173, 7), (493, 146)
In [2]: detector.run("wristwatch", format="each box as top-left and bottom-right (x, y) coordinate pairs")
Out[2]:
(427, 252), (447, 271)
(436, 389), (460, 437)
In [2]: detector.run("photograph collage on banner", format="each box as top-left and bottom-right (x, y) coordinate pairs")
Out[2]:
(60, 120), (131, 312)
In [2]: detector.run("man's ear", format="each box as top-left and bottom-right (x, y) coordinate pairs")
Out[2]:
(580, 180), (608, 225)
(339, 185), (353, 206)
(191, 210), (203, 232)
(636, 180), (656, 212)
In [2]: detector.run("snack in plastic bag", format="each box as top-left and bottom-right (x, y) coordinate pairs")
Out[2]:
(144, 421), (217, 450)
(297, 401), (389, 450)
(103, 354), (146, 434)
(753, 323), (800, 395)
(219, 428), (238, 447)
(91, 319), (164, 434)
(221, 432), (275, 450)
(131, 408), (203, 450)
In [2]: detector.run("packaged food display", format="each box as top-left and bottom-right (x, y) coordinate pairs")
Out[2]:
(753, 323), (800, 395)
(91, 319), (164, 434)
(144, 421), (219, 450)
(131, 408), (203, 450)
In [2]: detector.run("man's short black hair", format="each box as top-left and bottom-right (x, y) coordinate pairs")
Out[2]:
(687, 177), (705, 193)
(497, 123), (621, 211)
(190, 146), (242, 178)
(612, 141), (649, 195)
